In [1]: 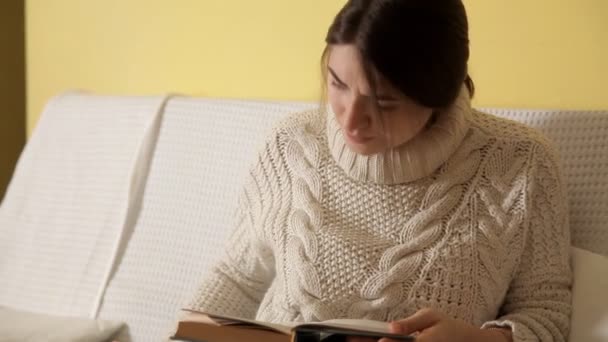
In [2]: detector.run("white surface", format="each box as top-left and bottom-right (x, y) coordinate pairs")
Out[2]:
(484, 109), (608, 256)
(569, 247), (608, 342)
(0, 93), (169, 318)
(0, 306), (124, 342)
(96, 98), (314, 341)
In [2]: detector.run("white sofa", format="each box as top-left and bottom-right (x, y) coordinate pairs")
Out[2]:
(0, 93), (607, 342)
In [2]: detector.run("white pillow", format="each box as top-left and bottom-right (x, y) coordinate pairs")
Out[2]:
(569, 247), (608, 342)
(0, 307), (124, 342)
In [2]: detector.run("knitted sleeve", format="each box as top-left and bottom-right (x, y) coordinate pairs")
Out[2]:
(186, 137), (284, 319)
(482, 143), (573, 341)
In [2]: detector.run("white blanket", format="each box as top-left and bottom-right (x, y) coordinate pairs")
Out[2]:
(96, 97), (314, 341)
(0, 92), (169, 318)
(0, 306), (124, 342)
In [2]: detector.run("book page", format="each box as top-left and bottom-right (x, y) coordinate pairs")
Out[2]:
(298, 318), (392, 334)
(180, 309), (407, 338)
(181, 309), (294, 335)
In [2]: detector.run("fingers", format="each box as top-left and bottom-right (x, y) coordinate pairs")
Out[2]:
(389, 308), (442, 336)
(354, 308), (443, 342)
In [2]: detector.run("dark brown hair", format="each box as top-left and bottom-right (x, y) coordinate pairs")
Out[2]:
(322, 0), (474, 109)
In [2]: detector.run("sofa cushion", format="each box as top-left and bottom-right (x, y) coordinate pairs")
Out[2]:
(569, 247), (608, 341)
(0, 306), (124, 342)
(0, 92), (169, 317)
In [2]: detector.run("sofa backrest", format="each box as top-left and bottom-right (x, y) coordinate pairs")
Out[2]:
(0, 93), (168, 318)
(1, 94), (606, 342)
(484, 108), (608, 257)
(95, 97), (315, 341)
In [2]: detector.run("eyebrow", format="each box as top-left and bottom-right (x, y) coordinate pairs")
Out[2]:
(328, 66), (398, 102)
(328, 67), (347, 86)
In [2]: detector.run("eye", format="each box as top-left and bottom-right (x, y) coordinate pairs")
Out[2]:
(376, 101), (398, 112)
(330, 80), (347, 90)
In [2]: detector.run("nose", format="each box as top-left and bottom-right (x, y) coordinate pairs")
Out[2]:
(344, 96), (372, 135)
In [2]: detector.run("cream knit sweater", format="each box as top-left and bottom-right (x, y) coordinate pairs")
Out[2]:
(189, 90), (572, 341)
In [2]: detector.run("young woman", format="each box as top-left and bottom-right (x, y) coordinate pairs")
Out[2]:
(185, 1), (572, 341)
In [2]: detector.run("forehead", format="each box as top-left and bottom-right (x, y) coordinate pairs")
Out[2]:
(328, 45), (365, 75)
(328, 44), (395, 94)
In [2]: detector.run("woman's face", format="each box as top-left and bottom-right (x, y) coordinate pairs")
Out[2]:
(327, 44), (434, 155)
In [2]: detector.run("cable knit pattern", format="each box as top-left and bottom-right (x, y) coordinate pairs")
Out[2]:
(283, 123), (330, 321)
(188, 89), (572, 341)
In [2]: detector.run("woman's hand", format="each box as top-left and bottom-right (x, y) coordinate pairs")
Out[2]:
(380, 308), (512, 342)
(347, 308), (512, 342)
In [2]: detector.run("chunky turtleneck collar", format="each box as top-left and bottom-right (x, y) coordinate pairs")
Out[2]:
(326, 87), (472, 185)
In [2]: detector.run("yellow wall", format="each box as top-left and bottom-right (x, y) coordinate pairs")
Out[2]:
(0, 0), (26, 200)
(466, 1), (608, 110)
(26, 0), (608, 134)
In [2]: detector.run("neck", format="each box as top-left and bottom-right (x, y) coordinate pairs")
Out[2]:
(327, 87), (472, 184)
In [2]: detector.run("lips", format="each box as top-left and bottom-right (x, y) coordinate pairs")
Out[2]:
(345, 132), (374, 144)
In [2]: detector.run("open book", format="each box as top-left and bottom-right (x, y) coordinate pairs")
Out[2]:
(171, 309), (415, 342)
